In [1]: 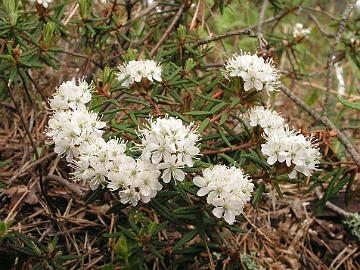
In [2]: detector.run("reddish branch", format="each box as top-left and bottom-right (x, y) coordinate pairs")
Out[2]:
(150, 1), (188, 57)
(210, 107), (232, 123)
(144, 95), (161, 116)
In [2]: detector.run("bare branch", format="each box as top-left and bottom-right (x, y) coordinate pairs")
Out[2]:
(150, 1), (188, 57)
(280, 84), (360, 169)
(323, 0), (356, 115)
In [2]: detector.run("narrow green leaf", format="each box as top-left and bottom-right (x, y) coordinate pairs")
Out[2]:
(338, 95), (360, 111)
(197, 118), (210, 133)
(251, 183), (265, 206)
(184, 111), (213, 116)
(173, 229), (198, 251)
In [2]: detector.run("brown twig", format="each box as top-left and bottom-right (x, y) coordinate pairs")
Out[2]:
(323, 0), (356, 115)
(44, 174), (86, 197)
(210, 107), (232, 123)
(308, 13), (335, 38)
(193, 7), (297, 48)
(315, 187), (352, 218)
(242, 214), (273, 244)
(24, 70), (50, 108)
(193, 29), (252, 48)
(144, 95), (161, 116)
(280, 84), (360, 169)
(150, 0), (188, 57)
(256, 0), (269, 36)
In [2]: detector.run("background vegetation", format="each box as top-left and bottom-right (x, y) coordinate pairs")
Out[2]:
(0, 0), (359, 269)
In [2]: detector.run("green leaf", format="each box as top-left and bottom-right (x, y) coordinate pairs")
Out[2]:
(173, 229), (198, 251)
(149, 199), (178, 224)
(197, 118), (210, 133)
(219, 153), (237, 166)
(111, 123), (137, 136)
(305, 89), (319, 106)
(57, 255), (81, 261)
(338, 95), (360, 111)
(85, 187), (106, 204)
(219, 0), (224, 14)
(251, 182), (265, 206)
(219, 113), (228, 125)
(210, 102), (227, 113)
(242, 151), (270, 170)
(103, 231), (124, 238)
(184, 111), (213, 116)
(8, 68), (17, 86)
(8, 244), (37, 256)
(218, 126), (232, 147)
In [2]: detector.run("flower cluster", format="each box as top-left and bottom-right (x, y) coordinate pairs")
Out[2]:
(193, 165), (254, 224)
(261, 126), (320, 179)
(138, 116), (200, 183)
(47, 80), (203, 206)
(49, 79), (92, 111)
(223, 52), (280, 93)
(47, 79), (168, 206)
(245, 107), (321, 178)
(73, 138), (162, 205)
(117, 60), (162, 87)
(292, 23), (311, 39)
(46, 79), (105, 162)
(247, 106), (285, 133)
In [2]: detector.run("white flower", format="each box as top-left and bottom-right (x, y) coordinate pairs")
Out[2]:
(138, 115), (200, 184)
(193, 165), (254, 225)
(46, 107), (105, 163)
(292, 23), (311, 39)
(47, 79), (166, 206)
(224, 52), (280, 93)
(72, 156), (96, 184)
(212, 198), (244, 225)
(106, 157), (162, 205)
(248, 107), (285, 133)
(119, 187), (141, 206)
(236, 105), (321, 179)
(49, 79), (92, 111)
(261, 125), (321, 178)
(116, 60), (162, 87)
(53, 137), (79, 162)
(157, 155), (185, 183)
(135, 169), (162, 202)
(243, 69), (264, 91)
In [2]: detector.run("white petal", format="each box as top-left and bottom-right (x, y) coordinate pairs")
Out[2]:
(223, 210), (236, 224)
(244, 81), (253, 91)
(193, 176), (206, 187)
(267, 155), (277, 165)
(254, 80), (263, 90)
(174, 169), (185, 182)
(212, 207), (224, 218)
(151, 151), (163, 164)
(162, 169), (171, 183)
(197, 187), (210, 197)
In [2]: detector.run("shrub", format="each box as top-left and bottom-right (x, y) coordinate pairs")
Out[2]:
(1, 0), (359, 269)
